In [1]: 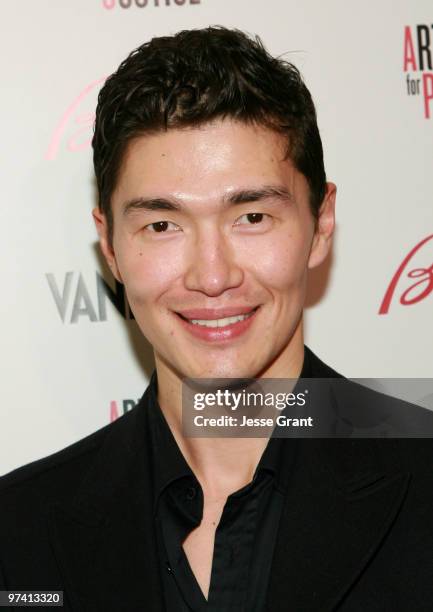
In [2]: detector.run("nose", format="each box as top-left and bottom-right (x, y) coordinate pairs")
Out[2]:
(184, 227), (244, 296)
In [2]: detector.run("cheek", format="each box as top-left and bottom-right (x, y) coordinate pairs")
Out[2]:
(115, 241), (183, 308)
(246, 233), (311, 289)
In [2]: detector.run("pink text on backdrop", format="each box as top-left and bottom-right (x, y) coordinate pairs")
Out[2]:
(110, 399), (139, 422)
(103, 0), (201, 8)
(45, 77), (106, 161)
(379, 234), (433, 314)
(403, 25), (433, 118)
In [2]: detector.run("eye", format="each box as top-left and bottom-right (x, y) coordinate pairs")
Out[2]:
(143, 221), (180, 233)
(235, 212), (270, 225)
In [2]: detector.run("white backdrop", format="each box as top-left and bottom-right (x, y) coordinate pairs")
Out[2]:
(1, 0), (432, 475)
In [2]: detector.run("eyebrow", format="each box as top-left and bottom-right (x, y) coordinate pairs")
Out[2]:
(122, 185), (294, 216)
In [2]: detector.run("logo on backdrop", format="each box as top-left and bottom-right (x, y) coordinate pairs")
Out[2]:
(46, 271), (134, 323)
(102, 0), (201, 8)
(403, 24), (433, 118)
(110, 398), (140, 421)
(45, 77), (106, 161)
(379, 234), (433, 314)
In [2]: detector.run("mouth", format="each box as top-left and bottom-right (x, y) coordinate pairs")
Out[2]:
(176, 307), (259, 327)
(174, 306), (260, 341)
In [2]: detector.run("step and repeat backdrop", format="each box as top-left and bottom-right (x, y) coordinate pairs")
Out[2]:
(1, 0), (431, 475)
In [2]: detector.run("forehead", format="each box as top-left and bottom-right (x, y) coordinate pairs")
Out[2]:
(112, 119), (304, 209)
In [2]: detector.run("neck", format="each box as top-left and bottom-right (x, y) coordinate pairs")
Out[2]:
(153, 323), (305, 497)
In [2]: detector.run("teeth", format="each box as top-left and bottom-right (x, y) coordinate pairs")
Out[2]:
(189, 312), (254, 327)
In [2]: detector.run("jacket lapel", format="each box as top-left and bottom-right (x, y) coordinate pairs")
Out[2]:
(47, 395), (165, 612)
(265, 352), (411, 611)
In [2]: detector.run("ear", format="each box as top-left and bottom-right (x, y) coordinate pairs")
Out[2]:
(307, 182), (336, 269)
(92, 207), (123, 283)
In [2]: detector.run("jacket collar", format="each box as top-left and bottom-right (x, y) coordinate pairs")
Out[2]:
(48, 346), (410, 611)
(262, 347), (411, 610)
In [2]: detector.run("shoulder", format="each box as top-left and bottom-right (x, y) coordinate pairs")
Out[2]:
(304, 345), (343, 378)
(0, 404), (140, 510)
(0, 396), (152, 575)
(305, 345), (433, 472)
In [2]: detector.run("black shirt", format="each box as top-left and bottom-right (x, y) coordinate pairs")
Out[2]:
(145, 347), (313, 611)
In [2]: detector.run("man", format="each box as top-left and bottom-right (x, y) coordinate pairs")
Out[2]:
(1, 26), (433, 612)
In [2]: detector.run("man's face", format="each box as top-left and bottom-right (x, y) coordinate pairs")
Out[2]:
(95, 119), (335, 380)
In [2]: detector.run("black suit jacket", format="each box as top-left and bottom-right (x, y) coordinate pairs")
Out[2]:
(1, 347), (433, 611)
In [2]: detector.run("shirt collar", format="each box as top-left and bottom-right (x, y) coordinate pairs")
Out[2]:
(146, 369), (193, 515)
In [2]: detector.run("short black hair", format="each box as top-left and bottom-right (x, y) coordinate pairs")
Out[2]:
(92, 26), (326, 244)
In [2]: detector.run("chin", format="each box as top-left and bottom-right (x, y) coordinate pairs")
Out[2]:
(194, 363), (256, 380)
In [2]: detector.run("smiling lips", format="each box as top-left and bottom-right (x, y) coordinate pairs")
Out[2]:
(175, 306), (260, 341)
